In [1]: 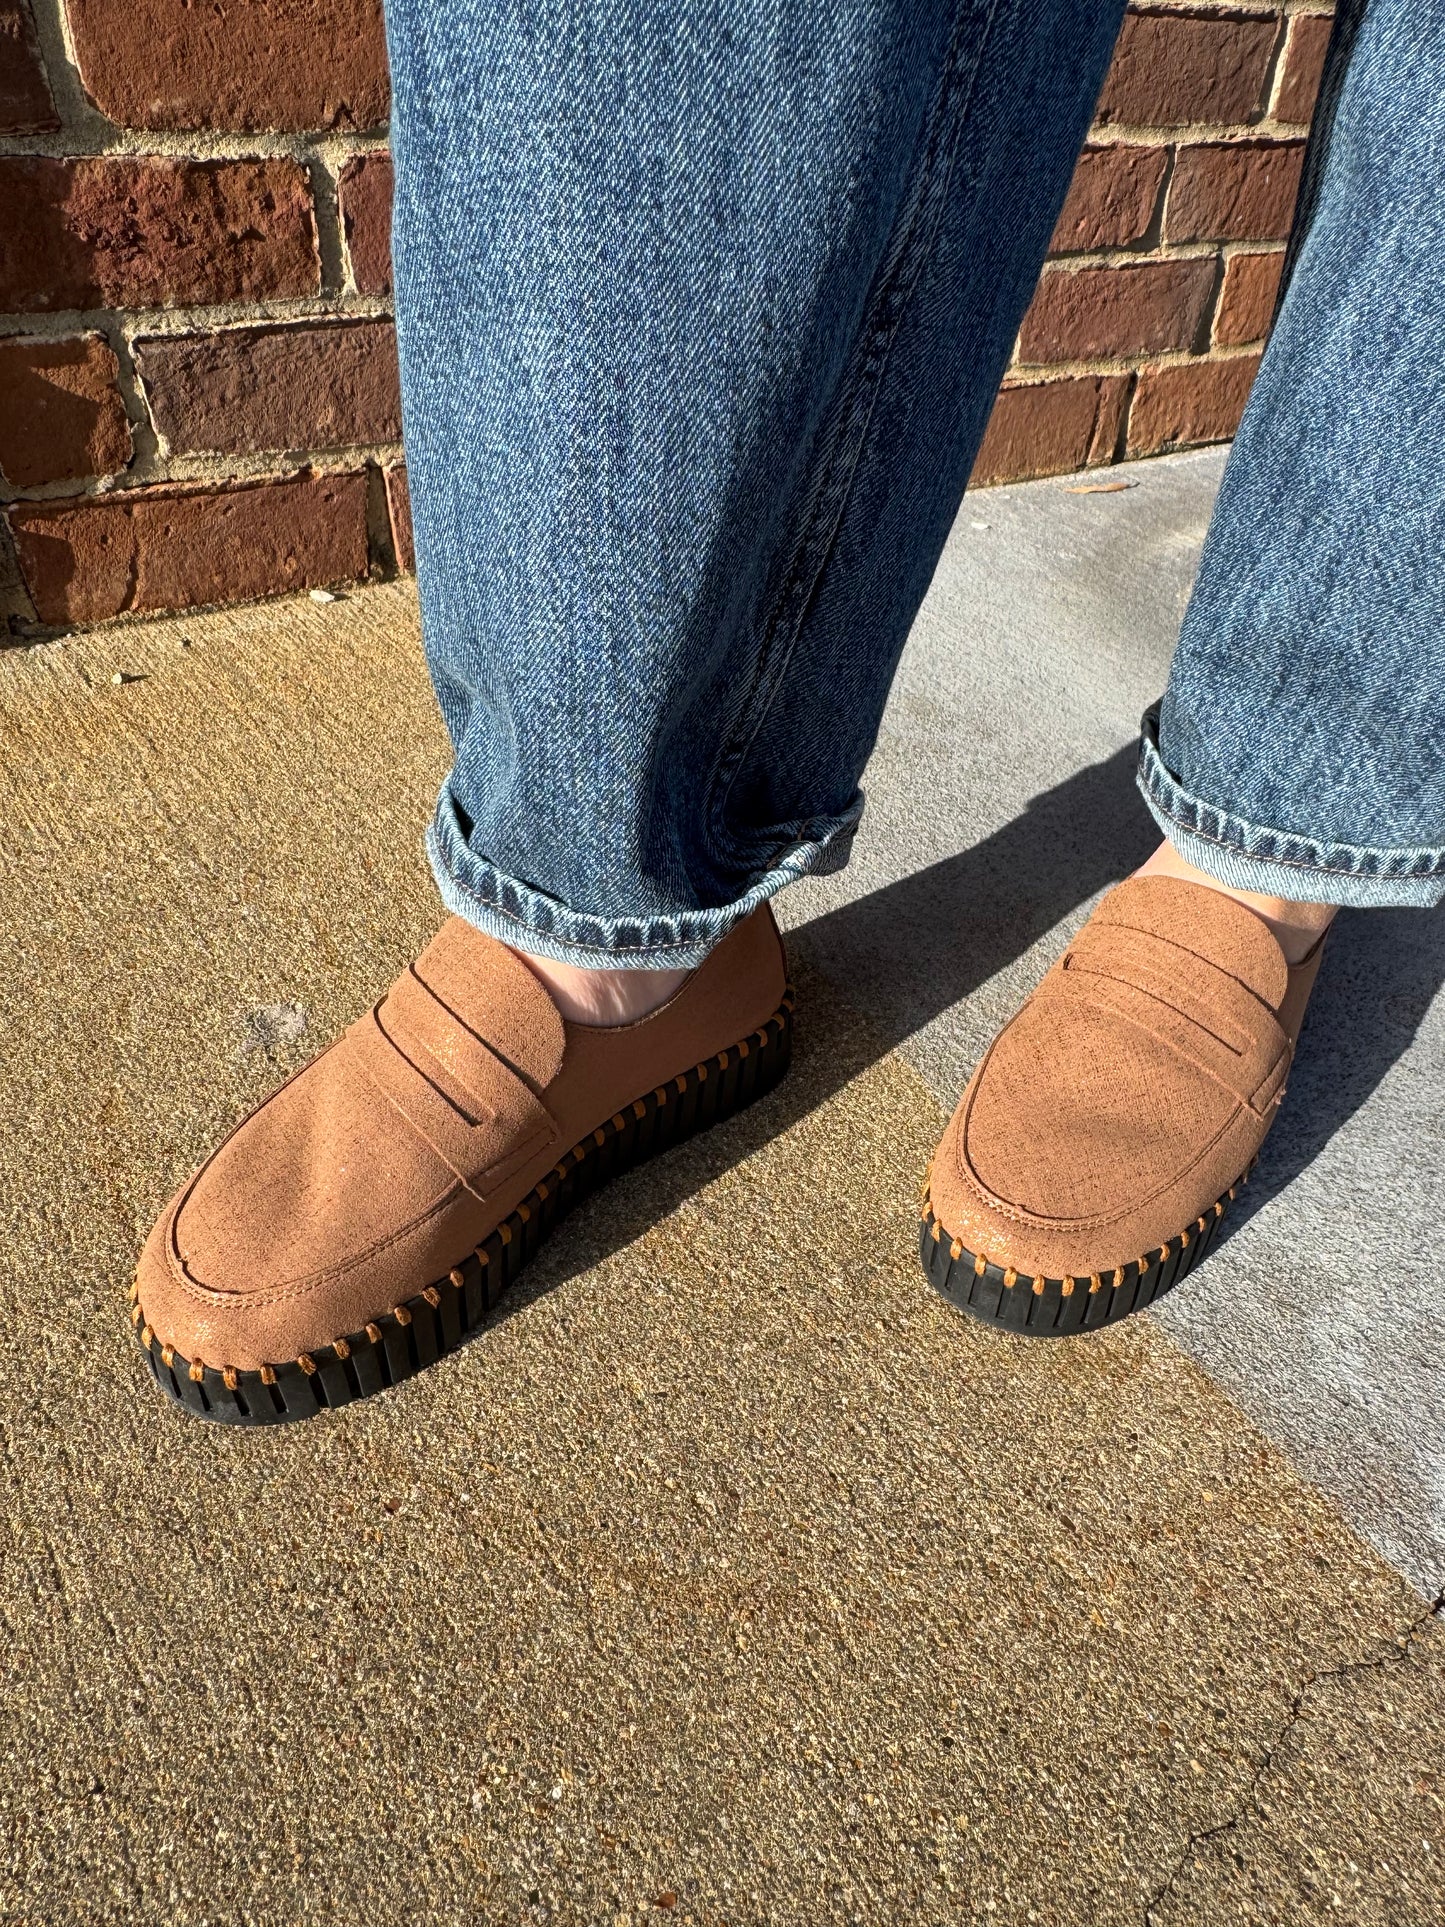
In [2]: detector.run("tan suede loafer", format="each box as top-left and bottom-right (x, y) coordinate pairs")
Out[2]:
(919, 876), (1325, 1336)
(132, 906), (791, 1422)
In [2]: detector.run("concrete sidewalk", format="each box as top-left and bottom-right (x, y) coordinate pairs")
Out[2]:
(783, 448), (1445, 1600)
(1, 457), (1441, 1925)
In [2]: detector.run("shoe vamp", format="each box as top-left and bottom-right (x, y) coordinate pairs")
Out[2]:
(963, 995), (1239, 1223)
(174, 1044), (458, 1293)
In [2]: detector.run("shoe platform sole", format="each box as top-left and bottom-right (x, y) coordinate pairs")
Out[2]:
(917, 1167), (1249, 1337)
(133, 991), (794, 1424)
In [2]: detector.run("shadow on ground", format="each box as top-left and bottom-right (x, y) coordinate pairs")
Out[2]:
(536, 744), (1445, 1303)
(1240, 903), (1445, 1222)
(528, 743), (1155, 1303)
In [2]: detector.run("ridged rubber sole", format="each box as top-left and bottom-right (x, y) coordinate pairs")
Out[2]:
(918, 1166), (1248, 1338)
(134, 990), (794, 1424)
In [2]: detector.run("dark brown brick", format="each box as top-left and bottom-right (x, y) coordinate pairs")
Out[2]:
(0, 334), (132, 487)
(136, 320), (400, 456)
(1088, 372), (1133, 464)
(1018, 259), (1217, 363)
(1274, 11), (1333, 124)
(385, 462), (413, 571)
(8, 470), (370, 624)
(1049, 146), (1167, 255)
(1095, 9), (1278, 129)
(64, 0), (388, 132)
(339, 152), (393, 296)
(974, 381), (1092, 484)
(1128, 353), (1262, 454)
(0, 0), (58, 132)
(0, 158), (319, 314)
(971, 375), (1132, 485)
(1214, 248), (1284, 344)
(1166, 140), (1306, 243)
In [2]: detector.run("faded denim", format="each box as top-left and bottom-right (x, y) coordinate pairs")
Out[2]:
(385, 0), (1125, 963)
(385, 0), (1443, 966)
(1140, 0), (1445, 909)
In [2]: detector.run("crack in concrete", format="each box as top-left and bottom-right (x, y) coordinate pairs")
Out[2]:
(1143, 1589), (1445, 1926)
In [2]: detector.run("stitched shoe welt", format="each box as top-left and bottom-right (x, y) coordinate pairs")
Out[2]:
(131, 906), (791, 1419)
(919, 877), (1324, 1335)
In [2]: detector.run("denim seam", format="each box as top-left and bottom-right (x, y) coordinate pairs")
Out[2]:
(1272, 0), (1363, 322)
(703, 0), (1003, 871)
(426, 800), (861, 956)
(435, 861), (825, 951)
(1141, 794), (1445, 880)
(1138, 713), (1445, 881)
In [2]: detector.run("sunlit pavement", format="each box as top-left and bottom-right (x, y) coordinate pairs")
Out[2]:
(2, 453), (1440, 1923)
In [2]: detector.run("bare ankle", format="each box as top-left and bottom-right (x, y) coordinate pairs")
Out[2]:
(1138, 840), (1336, 965)
(511, 949), (692, 1025)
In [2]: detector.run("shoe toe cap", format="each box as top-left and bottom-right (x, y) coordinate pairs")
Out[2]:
(928, 1000), (1262, 1282)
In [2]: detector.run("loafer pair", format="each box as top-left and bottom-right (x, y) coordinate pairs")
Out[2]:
(132, 876), (1321, 1421)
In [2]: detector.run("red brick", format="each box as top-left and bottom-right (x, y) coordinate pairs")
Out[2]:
(1095, 10), (1278, 129)
(1166, 140), (1306, 243)
(64, 0), (388, 133)
(0, 0), (58, 132)
(1088, 373), (1133, 464)
(8, 471), (370, 625)
(136, 320), (400, 456)
(1274, 12), (1333, 124)
(339, 153), (393, 295)
(0, 158), (318, 314)
(974, 381), (1093, 484)
(1128, 353), (1263, 454)
(1214, 248), (1284, 344)
(385, 462), (413, 572)
(1018, 259), (1217, 363)
(971, 375), (1131, 485)
(1049, 146), (1167, 255)
(0, 334), (132, 487)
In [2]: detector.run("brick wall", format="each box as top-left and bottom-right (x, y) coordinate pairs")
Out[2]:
(0, 0), (1330, 634)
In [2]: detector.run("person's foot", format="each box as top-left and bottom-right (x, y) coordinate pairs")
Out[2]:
(1135, 837), (1336, 964)
(131, 907), (792, 1423)
(518, 952), (692, 1024)
(919, 869), (1329, 1336)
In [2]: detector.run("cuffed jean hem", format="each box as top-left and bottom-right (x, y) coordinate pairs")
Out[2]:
(425, 781), (864, 969)
(1137, 705), (1445, 910)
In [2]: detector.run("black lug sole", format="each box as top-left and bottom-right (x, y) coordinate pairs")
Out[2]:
(918, 1169), (1246, 1337)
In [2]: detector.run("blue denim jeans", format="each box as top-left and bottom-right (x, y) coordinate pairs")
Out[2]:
(1138, 0), (1445, 910)
(384, 0), (1444, 968)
